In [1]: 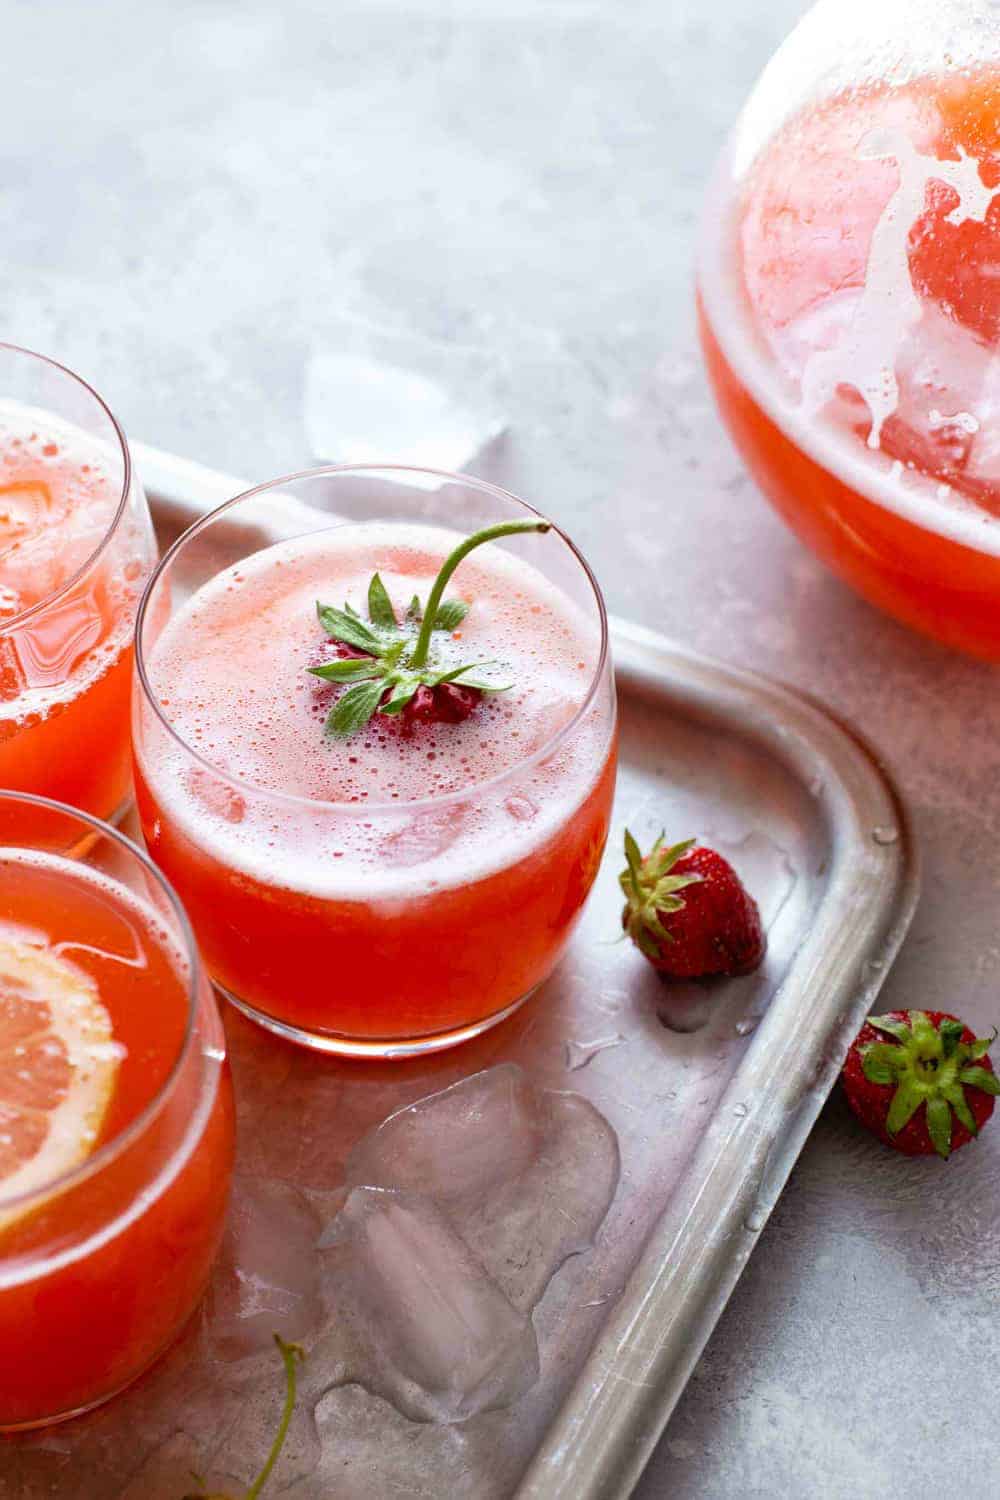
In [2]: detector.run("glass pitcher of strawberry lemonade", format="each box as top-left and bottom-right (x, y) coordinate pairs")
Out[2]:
(133, 466), (618, 1056)
(699, 0), (1000, 657)
(0, 344), (156, 826)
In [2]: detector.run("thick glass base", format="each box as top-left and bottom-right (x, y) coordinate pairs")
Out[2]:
(218, 983), (536, 1058)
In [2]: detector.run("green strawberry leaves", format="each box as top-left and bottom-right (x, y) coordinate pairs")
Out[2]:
(307, 520), (549, 738)
(367, 572), (398, 630)
(315, 604), (380, 656)
(325, 678), (388, 738)
(619, 830), (702, 957)
(859, 1011), (998, 1158)
(433, 598), (469, 632)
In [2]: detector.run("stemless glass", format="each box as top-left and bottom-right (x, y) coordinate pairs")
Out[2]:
(0, 343), (156, 825)
(133, 466), (618, 1057)
(698, 0), (1000, 657)
(0, 793), (234, 1430)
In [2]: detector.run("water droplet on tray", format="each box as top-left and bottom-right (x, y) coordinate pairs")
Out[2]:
(564, 1034), (627, 1070)
(733, 1102), (749, 1118)
(872, 825), (899, 845)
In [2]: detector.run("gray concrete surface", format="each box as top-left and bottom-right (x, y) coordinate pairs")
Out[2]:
(5, 1), (1000, 1495)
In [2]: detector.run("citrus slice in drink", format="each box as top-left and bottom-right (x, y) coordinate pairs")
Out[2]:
(0, 935), (119, 1231)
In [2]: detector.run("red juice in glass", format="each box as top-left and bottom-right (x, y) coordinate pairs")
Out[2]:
(0, 794), (233, 1429)
(134, 468), (617, 1056)
(698, 2), (1000, 656)
(0, 346), (155, 826)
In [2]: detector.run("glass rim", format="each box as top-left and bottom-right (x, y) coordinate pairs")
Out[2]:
(0, 790), (202, 1217)
(134, 462), (612, 817)
(0, 340), (133, 636)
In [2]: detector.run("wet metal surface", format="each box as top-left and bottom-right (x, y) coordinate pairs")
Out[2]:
(4, 2), (997, 1495)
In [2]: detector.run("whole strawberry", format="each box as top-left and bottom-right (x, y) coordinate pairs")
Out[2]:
(619, 832), (765, 979)
(842, 1009), (998, 1159)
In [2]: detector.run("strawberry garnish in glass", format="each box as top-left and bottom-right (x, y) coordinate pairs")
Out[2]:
(134, 467), (618, 1057)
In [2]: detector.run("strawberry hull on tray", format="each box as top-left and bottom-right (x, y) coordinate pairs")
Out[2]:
(133, 470), (618, 1056)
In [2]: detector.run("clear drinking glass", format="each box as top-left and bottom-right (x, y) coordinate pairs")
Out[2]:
(698, 0), (1000, 657)
(133, 465), (618, 1056)
(0, 343), (156, 827)
(0, 792), (234, 1429)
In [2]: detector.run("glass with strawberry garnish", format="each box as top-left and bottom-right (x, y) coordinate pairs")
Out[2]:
(698, 0), (1000, 657)
(0, 344), (156, 830)
(133, 466), (618, 1056)
(0, 791), (234, 1429)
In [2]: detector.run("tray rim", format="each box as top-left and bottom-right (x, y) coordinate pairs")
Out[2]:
(133, 441), (919, 1500)
(514, 620), (918, 1500)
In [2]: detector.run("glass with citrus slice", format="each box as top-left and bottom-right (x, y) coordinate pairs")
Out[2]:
(133, 466), (618, 1056)
(0, 791), (234, 1430)
(0, 343), (156, 830)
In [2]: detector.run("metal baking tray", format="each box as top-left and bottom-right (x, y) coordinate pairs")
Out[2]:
(5, 445), (918, 1500)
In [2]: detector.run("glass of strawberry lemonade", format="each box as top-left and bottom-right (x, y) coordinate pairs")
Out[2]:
(0, 792), (234, 1429)
(0, 343), (156, 826)
(133, 466), (617, 1055)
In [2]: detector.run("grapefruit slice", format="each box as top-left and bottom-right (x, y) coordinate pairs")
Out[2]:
(0, 935), (120, 1232)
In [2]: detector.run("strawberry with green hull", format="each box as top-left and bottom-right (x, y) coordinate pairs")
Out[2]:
(842, 1010), (999, 1159)
(619, 832), (765, 979)
(308, 519), (550, 736)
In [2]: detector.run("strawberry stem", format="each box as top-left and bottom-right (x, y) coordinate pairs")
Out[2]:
(408, 520), (550, 670)
(245, 1336), (304, 1499)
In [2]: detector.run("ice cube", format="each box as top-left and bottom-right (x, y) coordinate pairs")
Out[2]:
(0, 479), (51, 539)
(340, 1062), (544, 1208)
(521, 694), (580, 757)
(186, 765), (247, 825)
(454, 1086), (621, 1311)
(304, 352), (505, 482)
(206, 1176), (326, 1364)
(323, 1186), (539, 1424)
(379, 807), (463, 868)
(318, 1064), (620, 1426)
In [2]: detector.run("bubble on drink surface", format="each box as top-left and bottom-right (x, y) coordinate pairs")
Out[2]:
(206, 1176), (326, 1363)
(314, 1064), (620, 1423)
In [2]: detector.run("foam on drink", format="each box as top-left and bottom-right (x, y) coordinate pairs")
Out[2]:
(699, 73), (1000, 558)
(140, 523), (611, 899)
